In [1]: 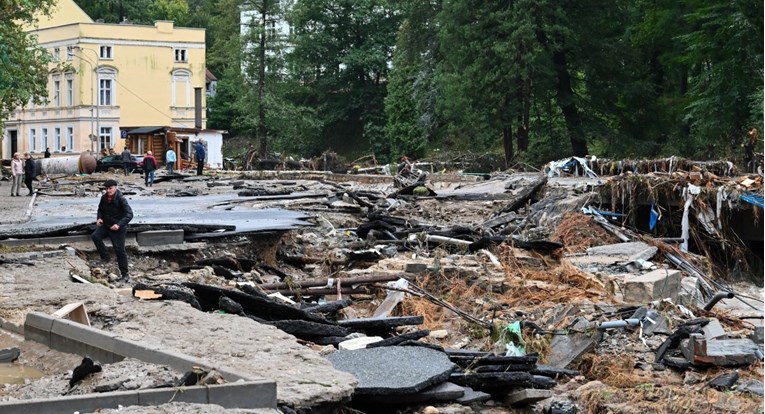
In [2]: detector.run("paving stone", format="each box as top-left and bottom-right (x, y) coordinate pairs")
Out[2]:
(455, 386), (491, 404)
(623, 269), (681, 303)
(505, 389), (552, 406)
(326, 346), (456, 395)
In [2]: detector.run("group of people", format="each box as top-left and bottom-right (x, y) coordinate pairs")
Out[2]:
(115, 141), (205, 181)
(10, 152), (37, 196)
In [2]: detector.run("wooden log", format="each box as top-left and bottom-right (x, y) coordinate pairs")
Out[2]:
(337, 316), (424, 331)
(302, 299), (353, 314)
(449, 372), (533, 389)
(448, 354), (538, 367)
(491, 175), (547, 218)
(257, 273), (402, 291)
(270, 320), (351, 339)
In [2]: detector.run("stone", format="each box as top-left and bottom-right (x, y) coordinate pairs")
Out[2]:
(737, 379), (764, 396)
(326, 346), (456, 395)
(586, 242), (653, 257)
(545, 317), (602, 368)
(707, 372), (739, 391)
(749, 326), (763, 344)
(622, 269), (681, 303)
(363, 382), (464, 404)
(677, 277), (704, 307)
(430, 330), (449, 339)
(641, 310), (671, 336)
(549, 398), (578, 414)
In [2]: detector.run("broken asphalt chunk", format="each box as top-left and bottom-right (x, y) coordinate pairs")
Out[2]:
(326, 346), (456, 395)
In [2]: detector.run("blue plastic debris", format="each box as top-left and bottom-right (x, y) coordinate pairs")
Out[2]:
(740, 193), (764, 209)
(649, 202), (660, 230)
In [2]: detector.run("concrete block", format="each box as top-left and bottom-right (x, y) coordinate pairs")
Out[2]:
(208, 380), (278, 409)
(64, 246), (76, 256)
(50, 318), (117, 363)
(113, 338), (165, 362)
(702, 318), (727, 340)
(0, 390), (140, 414)
(506, 389), (553, 406)
(623, 269), (681, 303)
(24, 312), (55, 347)
(681, 334), (759, 366)
(138, 386), (208, 406)
(136, 230), (184, 246)
(546, 317), (601, 368)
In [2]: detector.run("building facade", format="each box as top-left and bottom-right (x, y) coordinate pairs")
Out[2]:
(2, 0), (209, 160)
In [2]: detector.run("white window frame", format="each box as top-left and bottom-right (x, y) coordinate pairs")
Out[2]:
(54, 127), (61, 151)
(29, 128), (37, 152)
(171, 69), (192, 107)
(66, 46), (74, 61)
(41, 128), (48, 151)
(53, 76), (61, 107)
(174, 48), (188, 63)
(97, 68), (117, 106)
(52, 48), (60, 60)
(66, 76), (74, 106)
(99, 127), (113, 151)
(99, 45), (113, 60)
(66, 126), (74, 151)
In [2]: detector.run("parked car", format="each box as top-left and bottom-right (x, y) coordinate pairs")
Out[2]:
(95, 155), (143, 174)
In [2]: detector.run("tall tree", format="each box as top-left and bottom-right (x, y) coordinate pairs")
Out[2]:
(0, 0), (56, 133)
(290, 0), (400, 157)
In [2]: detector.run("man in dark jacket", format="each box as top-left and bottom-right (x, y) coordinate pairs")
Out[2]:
(195, 141), (206, 176)
(142, 151), (157, 187)
(91, 179), (133, 282)
(121, 147), (132, 176)
(23, 153), (36, 196)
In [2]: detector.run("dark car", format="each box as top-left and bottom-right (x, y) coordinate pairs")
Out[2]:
(95, 155), (143, 174)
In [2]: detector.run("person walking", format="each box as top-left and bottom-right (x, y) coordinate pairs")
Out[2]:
(195, 141), (206, 176)
(23, 153), (36, 196)
(10, 153), (23, 197)
(91, 179), (133, 283)
(44, 147), (51, 158)
(121, 147), (132, 176)
(165, 148), (176, 175)
(143, 151), (157, 187)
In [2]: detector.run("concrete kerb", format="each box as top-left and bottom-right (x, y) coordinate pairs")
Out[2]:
(19, 312), (277, 410)
(0, 382), (277, 414)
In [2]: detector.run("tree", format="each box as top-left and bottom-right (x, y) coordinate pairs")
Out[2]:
(290, 0), (401, 158)
(0, 0), (56, 133)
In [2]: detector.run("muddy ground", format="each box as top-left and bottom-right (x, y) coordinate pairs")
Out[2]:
(0, 168), (761, 413)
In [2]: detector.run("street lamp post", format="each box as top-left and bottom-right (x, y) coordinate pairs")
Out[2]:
(70, 46), (99, 154)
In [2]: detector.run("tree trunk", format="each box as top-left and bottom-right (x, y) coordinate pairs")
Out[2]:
(502, 127), (514, 168)
(553, 50), (588, 157)
(257, 3), (268, 156)
(517, 81), (530, 152)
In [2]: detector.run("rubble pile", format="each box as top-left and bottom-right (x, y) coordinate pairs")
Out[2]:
(0, 160), (760, 413)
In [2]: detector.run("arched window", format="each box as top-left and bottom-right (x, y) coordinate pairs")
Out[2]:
(171, 69), (191, 107)
(97, 67), (117, 106)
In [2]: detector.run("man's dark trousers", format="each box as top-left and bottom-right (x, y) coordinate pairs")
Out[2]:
(123, 162), (131, 176)
(91, 225), (129, 277)
(196, 159), (204, 175)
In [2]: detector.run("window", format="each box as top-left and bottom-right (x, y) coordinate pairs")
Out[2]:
(52, 48), (60, 60)
(171, 69), (191, 107)
(66, 46), (74, 61)
(100, 45), (112, 59)
(66, 127), (74, 151)
(97, 68), (117, 106)
(54, 127), (61, 151)
(66, 78), (73, 106)
(99, 127), (112, 151)
(41, 128), (48, 151)
(29, 128), (37, 152)
(53, 78), (61, 107)
(174, 48), (187, 62)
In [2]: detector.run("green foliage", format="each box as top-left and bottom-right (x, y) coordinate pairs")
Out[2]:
(0, 0), (56, 131)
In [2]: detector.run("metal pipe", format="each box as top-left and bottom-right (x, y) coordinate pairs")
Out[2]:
(703, 291), (734, 311)
(597, 318), (641, 330)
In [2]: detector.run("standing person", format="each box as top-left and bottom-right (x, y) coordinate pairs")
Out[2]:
(91, 179), (133, 283)
(23, 153), (35, 196)
(165, 147), (176, 175)
(44, 147), (51, 158)
(194, 141), (206, 176)
(10, 153), (23, 197)
(142, 151), (157, 187)
(121, 147), (132, 176)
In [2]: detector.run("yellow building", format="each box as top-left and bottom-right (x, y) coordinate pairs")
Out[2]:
(2, 0), (208, 158)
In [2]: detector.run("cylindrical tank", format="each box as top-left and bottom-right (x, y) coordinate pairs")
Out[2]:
(36, 153), (97, 175)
